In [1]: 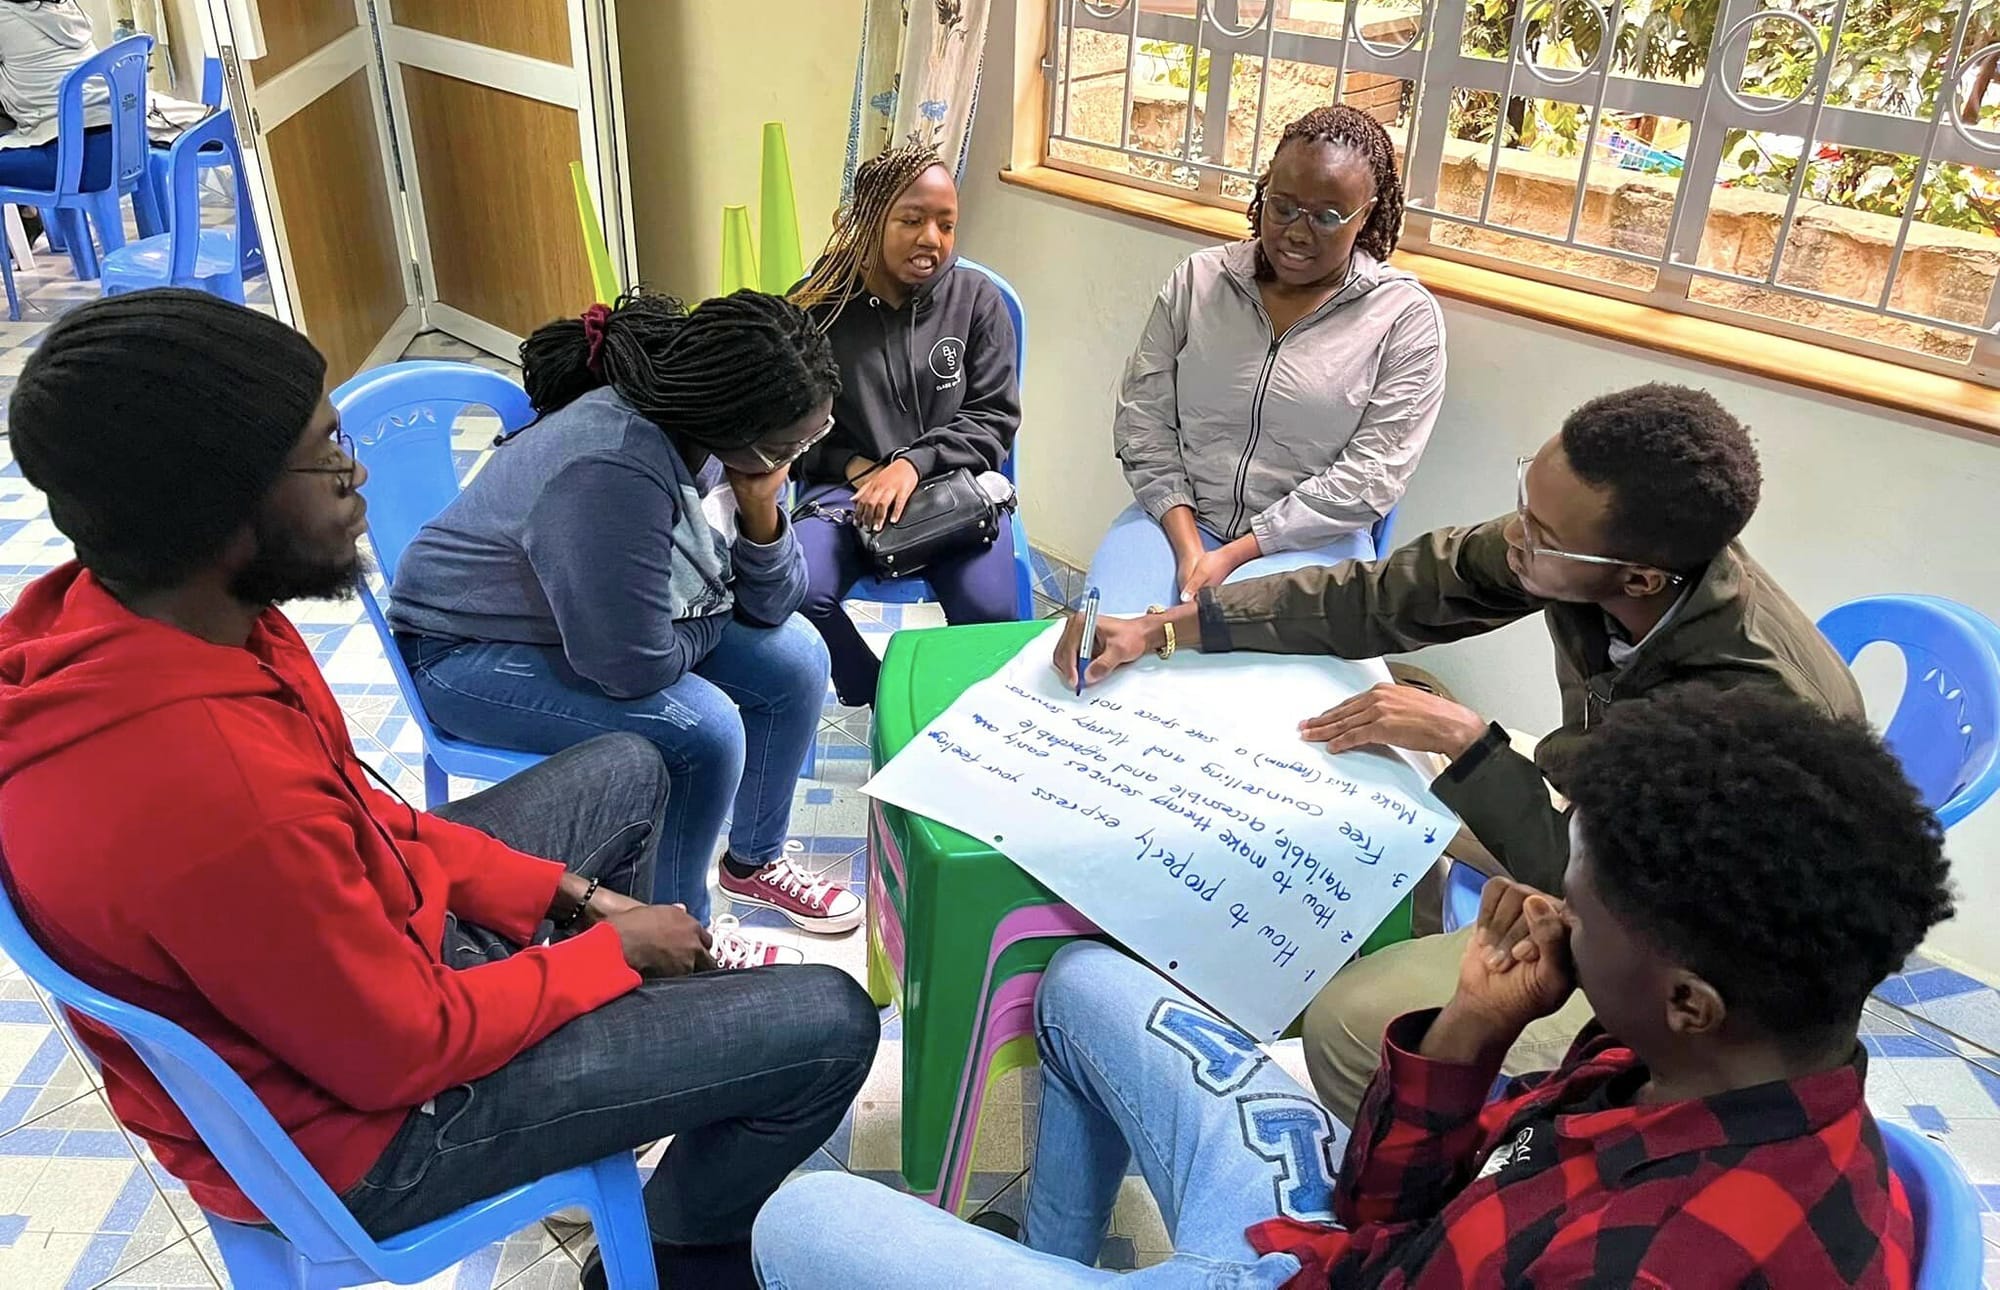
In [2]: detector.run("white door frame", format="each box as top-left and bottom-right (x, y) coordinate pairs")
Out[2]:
(196, 0), (423, 373)
(376, 0), (636, 358)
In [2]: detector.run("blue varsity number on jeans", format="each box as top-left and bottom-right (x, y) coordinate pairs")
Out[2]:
(1239, 1095), (1339, 1224)
(1147, 999), (1268, 1094)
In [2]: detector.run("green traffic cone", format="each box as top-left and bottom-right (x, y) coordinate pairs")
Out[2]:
(758, 122), (805, 295)
(720, 203), (759, 296)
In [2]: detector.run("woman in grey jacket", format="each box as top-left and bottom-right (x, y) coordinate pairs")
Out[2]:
(1091, 105), (1446, 614)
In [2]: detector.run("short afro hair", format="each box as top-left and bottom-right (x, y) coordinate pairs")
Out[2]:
(1560, 383), (1761, 573)
(1565, 686), (1951, 1041)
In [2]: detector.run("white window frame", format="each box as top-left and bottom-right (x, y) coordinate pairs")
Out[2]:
(1042, 0), (2000, 385)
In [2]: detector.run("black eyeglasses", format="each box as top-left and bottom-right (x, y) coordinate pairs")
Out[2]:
(287, 428), (357, 497)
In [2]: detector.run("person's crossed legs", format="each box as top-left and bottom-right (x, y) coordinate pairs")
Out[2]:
(752, 941), (1322, 1288)
(339, 734), (879, 1286)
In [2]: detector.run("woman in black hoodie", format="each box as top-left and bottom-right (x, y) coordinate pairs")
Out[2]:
(791, 145), (1023, 706)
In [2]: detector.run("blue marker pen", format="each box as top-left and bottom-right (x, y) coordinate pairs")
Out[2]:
(1075, 586), (1101, 697)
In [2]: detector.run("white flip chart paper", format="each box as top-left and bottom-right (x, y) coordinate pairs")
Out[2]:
(862, 625), (1459, 1040)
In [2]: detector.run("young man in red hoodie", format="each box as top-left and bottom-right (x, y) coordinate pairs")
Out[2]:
(0, 290), (878, 1290)
(752, 686), (1950, 1287)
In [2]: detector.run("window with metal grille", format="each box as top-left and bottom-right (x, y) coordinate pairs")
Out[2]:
(1042, 0), (2000, 384)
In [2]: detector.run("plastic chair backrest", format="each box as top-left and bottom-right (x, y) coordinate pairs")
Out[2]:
(52, 36), (154, 197)
(1879, 1119), (1983, 1288)
(1817, 595), (2000, 829)
(956, 258), (1024, 486)
(201, 56), (224, 108)
(1372, 505), (1398, 556)
(333, 361), (537, 577)
(160, 110), (237, 282)
(0, 852), (386, 1265)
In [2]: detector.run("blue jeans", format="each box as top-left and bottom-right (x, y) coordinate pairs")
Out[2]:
(1084, 504), (1376, 617)
(339, 734), (879, 1249)
(399, 615), (830, 922)
(752, 942), (1337, 1287)
(797, 484), (1023, 706)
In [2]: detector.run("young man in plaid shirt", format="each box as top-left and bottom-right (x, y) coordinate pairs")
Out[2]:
(753, 686), (1951, 1287)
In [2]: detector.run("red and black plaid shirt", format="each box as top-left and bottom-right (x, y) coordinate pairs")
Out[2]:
(1248, 1010), (1912, 1288)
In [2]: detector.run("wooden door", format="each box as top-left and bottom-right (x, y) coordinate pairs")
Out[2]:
(203, 0), (417, 384)
(380, 0), (630, 356)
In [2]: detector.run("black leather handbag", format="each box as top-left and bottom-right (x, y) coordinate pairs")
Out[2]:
(798, 468), (1016, 579)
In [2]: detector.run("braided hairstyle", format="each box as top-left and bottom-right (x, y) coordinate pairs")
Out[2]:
(1246, 104), (1405, 273)
(791, 144), (948, 313)
(520, 289), (840, 452)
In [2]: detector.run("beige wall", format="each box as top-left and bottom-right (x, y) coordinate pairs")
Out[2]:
(614, 0), (857, 299)
(78, 0), (208, 98)
(957, 1), (2000, 977)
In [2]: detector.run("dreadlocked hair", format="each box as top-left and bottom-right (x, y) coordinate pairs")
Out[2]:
(1246, 104), (1405, 273)
(520, 288), (840, 452)
(791, 144), (948, 313)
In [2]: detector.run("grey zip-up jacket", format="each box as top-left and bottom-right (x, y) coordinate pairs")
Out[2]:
(1113, 241), (1446, 554)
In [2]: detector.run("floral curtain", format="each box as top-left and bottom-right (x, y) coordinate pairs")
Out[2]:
(845, 0), (993, 194)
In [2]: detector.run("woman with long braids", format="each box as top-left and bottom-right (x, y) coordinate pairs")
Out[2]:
(388, 290), (864, 949)
(790, 143), (1023, 708)
(1089, 104), (1446, 613)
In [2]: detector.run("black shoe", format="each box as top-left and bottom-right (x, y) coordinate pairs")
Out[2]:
(969, 1209), (1022, 1242)
(579, 1237), (757, 1290)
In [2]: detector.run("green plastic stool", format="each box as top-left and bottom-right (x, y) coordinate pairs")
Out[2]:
(867, 621), (1415, 1209)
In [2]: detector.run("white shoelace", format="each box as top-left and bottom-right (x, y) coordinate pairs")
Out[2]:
(756, 853), (838, 910)
(709, 914), (771, 970)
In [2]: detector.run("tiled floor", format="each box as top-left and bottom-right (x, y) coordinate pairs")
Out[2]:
(0, 243), (1997, 1286)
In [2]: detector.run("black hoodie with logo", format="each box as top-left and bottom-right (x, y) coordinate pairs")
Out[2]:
(797, 259), (1021, 488)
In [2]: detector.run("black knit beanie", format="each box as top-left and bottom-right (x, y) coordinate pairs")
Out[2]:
(11, 289), (328, 591)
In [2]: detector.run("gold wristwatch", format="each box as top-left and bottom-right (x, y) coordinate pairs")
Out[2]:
(1145, 606), (1177, 660)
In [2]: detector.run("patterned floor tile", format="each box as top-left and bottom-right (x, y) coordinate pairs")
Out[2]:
(0, 1097), (194, 1289)
(94, 1236), (219, 1289)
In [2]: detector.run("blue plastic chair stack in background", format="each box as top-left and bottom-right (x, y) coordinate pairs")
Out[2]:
(841, 258), (1037, 622)
(0, 36), (164, 293)
(101, 110), (251, 301)
(333, 361), (548, 808)
(0, 855), (658, 1289)
(1442, 594), (2000, 934)
(144, 57), (264, 280)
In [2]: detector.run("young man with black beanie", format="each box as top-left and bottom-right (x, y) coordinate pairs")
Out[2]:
(0, 290), (876, 1290)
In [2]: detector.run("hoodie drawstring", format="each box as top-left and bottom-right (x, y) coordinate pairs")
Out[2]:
(873, 299), (909, 415)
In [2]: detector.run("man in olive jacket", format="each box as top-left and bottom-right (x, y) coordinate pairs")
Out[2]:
(1056, 383), (1861, 1123)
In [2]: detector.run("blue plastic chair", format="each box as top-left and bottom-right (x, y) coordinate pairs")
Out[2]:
(145, 59), (264, 281)
(1371, 504), (1399, 557)
(842, 258), (1037, 621)
(1442, 593), (2000, 933)
(1818, 595), (2000, 830)
(1880, 1120), (1983, 1288)
(101, 110), (249, 301)
(0, 854), (658, 1289)
(0, 37), (165, 284)
(333, 361), (548, 808)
